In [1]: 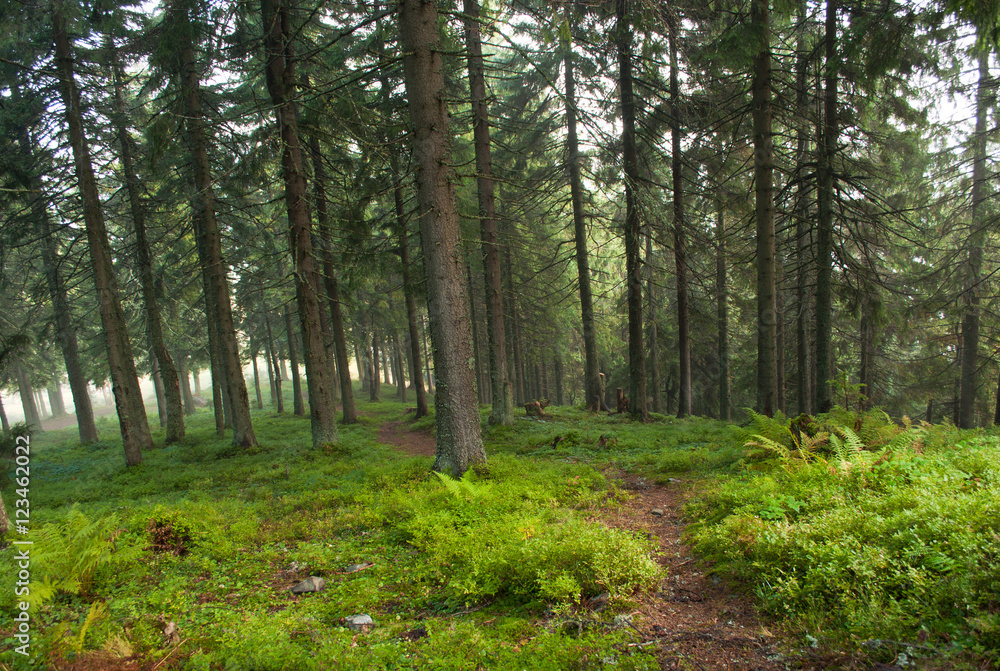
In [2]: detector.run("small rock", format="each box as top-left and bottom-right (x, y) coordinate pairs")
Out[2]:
(711, 574), (722, 586)
(667, 478), (681, 483)
(288, 561), (303, 572)
(651, 508), (665, 517)
(344, 614), (374, 631)
(291, 576), (326, 593)
(344, 562), (373, 573)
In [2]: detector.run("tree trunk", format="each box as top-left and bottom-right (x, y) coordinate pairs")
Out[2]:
(421, 316), (434, 393)
(0, 395), (9, 433)
(645, 228), (661, 414)
(251, 340), (264, 410)
(179, 6), (256, 447)
(263, 0), (337, 444)
(151, 354), (167, 428)
(48, 385), (65, 418)
(53, 5), (148, 463)
(463, 0), (513, 425)
(717, 209), (731, 421)
(399, 0), (485, 475)
(562, 4), (601, 412)
(283, 305), (305, 416)
(15, 364), (42, 433)
(752, 0), (778, 418)
(964, 47), (988, 428)
(795, 0), (812, 416)
(266, 312), (284, 413)
(554, 354), (564, 406)
(370, 326), (381, 402)
(815, 0), (839, 413)
(668, 26), (690, 419)
(179, 357), (196, 416)
(397, 197), (429, 419)
(466, 264), (485, 405)
(394, 330), (407, 402)
(110, 42), (184, 443)
(617, 0), (647, 420)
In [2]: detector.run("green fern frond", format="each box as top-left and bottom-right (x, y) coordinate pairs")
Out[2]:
(433, 471), (486, 502)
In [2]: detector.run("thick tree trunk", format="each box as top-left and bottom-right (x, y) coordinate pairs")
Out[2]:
(399, 0), (485, 475)
(47, 385), (65, 418)
(717, 209), (731, 421)
(563, 5), (601, 412)
(464, 0), (513, 425)
(54, 6), (149, 463)
(179, 9), (256, 447)
(815, 0), (839, 413)
(964, 48), (988, 428)
(110, 44), (184, 443)
(618, 0), (647, 420)
(752, 0), (778, 418)
(0, 396), (9, 433)
(668, 27), (690, 419)
(263, 0), (337, 444)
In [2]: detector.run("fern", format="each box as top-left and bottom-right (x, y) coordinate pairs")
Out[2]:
(433, 470), (487, 503)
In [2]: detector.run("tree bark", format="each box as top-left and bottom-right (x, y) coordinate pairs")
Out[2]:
(179, 356), (197, 416)
(263, 0), (337, 444)
(251, 340), (264, 410)
(562, 4), (601, 412)
(618, 0), (647, 420)
(48, 385), (65, 418)
(266, 312), (284, 413)
(151, 354), (167, 427)
(15, 364), (42, 433)
(815, 0), (839, 413)
(554, 354), (564, 406)
(645, 228), (661, 414)
(964, 47), (988, 428)
(53, 5), (149, 463)
(399, 0), (485, 476)
(752, 0), (778, 418)
(0, 395), (9, 433)
(283, 304), (305, 416)
(464, 0), (513, 425)
(716, 209), (731, 421)
(179, 6), (256, 447)
(110, 42), (184, 443)
(668, 25), (690, 419)
(466, 264), (485, 405)
(397, 198), (429, 419)
(370, 325), (381, 402)
(794, 0), (812, 416)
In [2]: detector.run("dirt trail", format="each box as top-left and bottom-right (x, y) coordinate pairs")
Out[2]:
(604, 475), (797, 670)
(375, 419), (799, 669)
(377, 419), (437, 458)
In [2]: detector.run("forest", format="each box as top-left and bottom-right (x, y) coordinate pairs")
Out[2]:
(1, 0), (1000, 668)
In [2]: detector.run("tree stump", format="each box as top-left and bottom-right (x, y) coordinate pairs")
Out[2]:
(616, 388), (629, 414)
(524, 399), (551, 418)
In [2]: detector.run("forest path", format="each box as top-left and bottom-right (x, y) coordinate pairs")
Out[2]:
(377, 418), (437, 458)
(374, 417), (799, 669)
(603, 473), (796, 670)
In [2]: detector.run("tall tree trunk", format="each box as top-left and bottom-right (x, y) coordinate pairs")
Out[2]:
(110, 42), (184, 443)
(48, 385), (65, 418)
(421, 316), (434, 392)
(563, 4), (601, 412)
(15, 364), (42, 433)
(964, 47), (988, 428)
(554, 354), (564, 406)
(263, 0), (337, 444)
(466, 265), (485, 405)
(399, 0), (485, 475)
(752, 0), (778, 418)
(463, 0), (513, 425)
(370, 325), (381, 402)
(618, 0), (647, 419)
(795, 0), (812, 416)
(283, 305), (305, 416)
(179, 356), (197, 416)
(717, 209), (731, 421)
(645, 228), (661, 414)
(394, 330), (407, 402)
(251, 340), (264, 410)
(669, 26), (690, 419)
(178, 7), (256, 447)
(266, 312), (284, 413)
(815, 0), (839, 413)
(35, 174), (98, 443)
(53, 6), (148, 463)
(397, 201), (429, 419)
(151, 354), (167, 427)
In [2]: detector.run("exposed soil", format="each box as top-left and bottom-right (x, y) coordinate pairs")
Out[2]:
(603, 474), (804, 671)
(377, 419), (437, 458)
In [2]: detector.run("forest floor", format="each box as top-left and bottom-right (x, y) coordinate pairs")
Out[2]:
(378, 418), (796, 671)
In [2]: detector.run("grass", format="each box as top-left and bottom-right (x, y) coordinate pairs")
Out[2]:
(0, 387), (664, 670)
